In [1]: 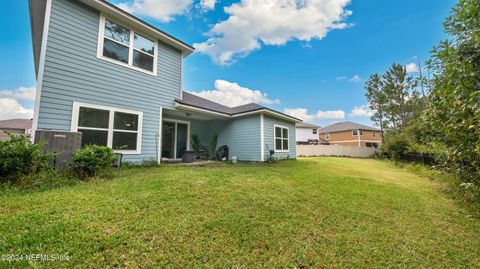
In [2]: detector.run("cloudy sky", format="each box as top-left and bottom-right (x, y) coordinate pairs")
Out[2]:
(1, 0), (456, 126)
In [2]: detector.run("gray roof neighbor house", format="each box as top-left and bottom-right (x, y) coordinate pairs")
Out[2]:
(296, 122), (320, 129)
(0, 119), (33, 131)
(0, 119), (33, 141)
(318, 121), (380, 133)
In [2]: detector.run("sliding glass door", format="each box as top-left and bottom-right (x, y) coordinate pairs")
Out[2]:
(176, 123), (188, 158)
(162, 120), (189, 159)
(162, 122), (175, 159)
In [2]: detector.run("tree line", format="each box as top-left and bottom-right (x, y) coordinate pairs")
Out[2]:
(364, 0), (479, 199)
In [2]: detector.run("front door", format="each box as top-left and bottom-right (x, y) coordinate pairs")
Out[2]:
(162, 121), (189, 159)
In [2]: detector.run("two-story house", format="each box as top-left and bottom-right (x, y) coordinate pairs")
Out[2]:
(29, 0), (301, 163)
(318, 121), (383, 148)
(295, 122), (322, 144)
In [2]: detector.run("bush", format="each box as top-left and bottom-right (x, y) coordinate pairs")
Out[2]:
(0, 134), (52, 183)
(70, 145), (117, 178)
(380, 132), (410, 159)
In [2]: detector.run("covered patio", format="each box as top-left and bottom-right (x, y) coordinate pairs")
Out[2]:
(160, 107), (229, 162)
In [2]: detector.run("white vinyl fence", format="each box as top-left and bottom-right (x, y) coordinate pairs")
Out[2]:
(297, 144), (377, 158)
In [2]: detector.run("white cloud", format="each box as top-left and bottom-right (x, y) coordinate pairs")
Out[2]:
(349, 105), (374, 117)
(199, 0), (216, 10)
(316, 110), (345, 119)
(0, 86), (36, 101)
(194, 0), (352, 65)
(406, 62), (419, 73)
(117, 0), (193, 22)
(336, 75), (361, 82)
(192, 79), (280, 107)
(0, 98), (33, 120)
(284, 108), (345, 122)
(349, 74), (362, 82)
(283, 108), (316, 122)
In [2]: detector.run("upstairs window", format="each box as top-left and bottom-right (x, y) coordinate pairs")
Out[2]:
(72, 102), (143, 154)
(275, 125), (289, 152)
(352, 129), (363, 136)
(373, 131), (376, 138)
(312, 128), (317, 134)
(325, 133), (330, 140)
(98, 16), (157, 75)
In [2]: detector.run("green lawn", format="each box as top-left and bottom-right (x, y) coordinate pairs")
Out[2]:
(1, 158), (480, 268)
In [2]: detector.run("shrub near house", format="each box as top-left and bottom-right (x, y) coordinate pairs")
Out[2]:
(0, 135), (52, 183)
(70, 145), (117, 178)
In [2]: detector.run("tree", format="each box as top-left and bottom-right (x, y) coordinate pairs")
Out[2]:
(364, 64), (420, 133)
(423, 0), (480, 186)
(365, 74), (387, 141)
(382, 63), (419, 130)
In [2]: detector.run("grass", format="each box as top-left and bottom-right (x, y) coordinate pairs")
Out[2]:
(1, 157), (480, 268)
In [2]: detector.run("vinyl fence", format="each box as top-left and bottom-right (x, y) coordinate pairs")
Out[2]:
(297, 144), (377, 158)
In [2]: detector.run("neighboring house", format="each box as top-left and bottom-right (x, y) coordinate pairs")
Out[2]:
(318, 121), (382, 147)
(0, 119), (33, 141)
(295, 122), (321, 144)
(29, 0), (301, 163)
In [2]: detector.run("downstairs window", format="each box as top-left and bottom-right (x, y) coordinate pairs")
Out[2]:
(275, 125), (289, 152)
(72, 102), (143, 154)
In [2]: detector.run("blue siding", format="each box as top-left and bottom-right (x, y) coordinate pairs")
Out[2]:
(263, 115), (296, 160)
(37, 0), (183, 162)
(212, 115), (261, 162)
(160, 114), (262, 162)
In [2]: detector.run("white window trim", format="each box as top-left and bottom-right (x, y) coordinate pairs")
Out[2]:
(162, 118), (191, 160)
(71, 102), (143, 155)
(312, 128), (317, 134)
(97, 14), (158, 76)
(352, 129), (363, 136)
(274, 124), (290, 153)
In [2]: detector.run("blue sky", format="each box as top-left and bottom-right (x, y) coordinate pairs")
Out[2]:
(0, 0), (457, 126)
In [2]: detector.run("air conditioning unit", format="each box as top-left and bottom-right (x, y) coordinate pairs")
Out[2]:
(34, 130), (82, 170)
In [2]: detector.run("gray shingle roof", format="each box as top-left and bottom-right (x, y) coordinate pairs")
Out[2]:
(0, 119), (32, 130)
(177, 92), (233, 114)
(318, 121), (380, 133)
(176, 92), (301, 122)
(296, 122), (320, 128)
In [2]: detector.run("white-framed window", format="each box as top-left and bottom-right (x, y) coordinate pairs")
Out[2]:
(312, 128), (317, 134)
(97, 15), (158, 76)
(325, 133), (330, 140)
(274, 125), (289, 152)
(71, 102), (143, 154)
(352, 129), (363, 136)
